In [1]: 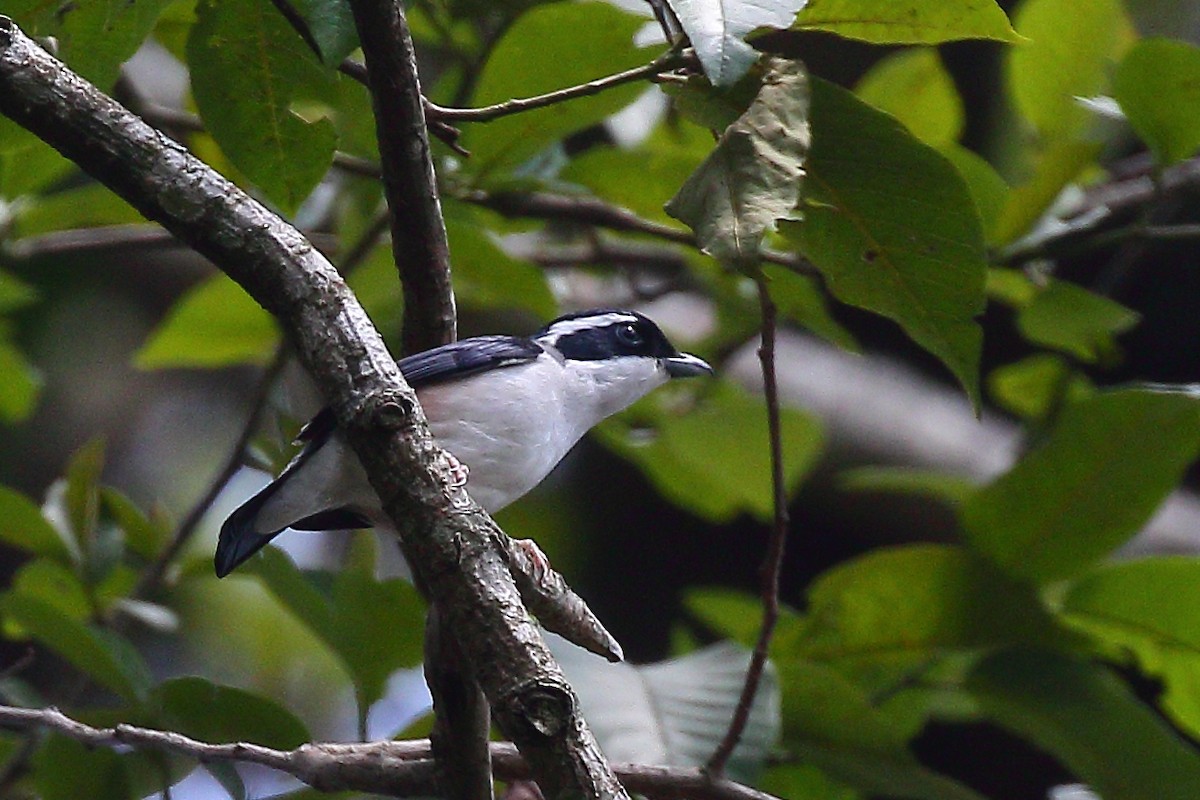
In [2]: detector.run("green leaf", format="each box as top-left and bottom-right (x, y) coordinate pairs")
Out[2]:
(664, 0), (806, 86)
(290, 0), (359, 66)
(784, 78), (987, 408)
(1062, 557), (1200, 740)
(245, 547), (425, 710)
(561, 117), (715, 224)
(553, 638), (779, 782)
(666, 58), (810, 269)
(938, 144), (1009, 241)
(464, 2), (653, 174)
(10, 559), (91, 621)
(102, 488), (170, 562)
(793, 544), (1062, 687)
(1017, 280), (1140, 362)
(64, 438), (105, 550)
(793, 0), (1018, 44)
(9, 0), (176, 89)
(597, 380), (824, 523)
(855, 49), (963, 146)
(0, 485), (76, 564)
(685, 587), (779, 647)
(837, 467), (975, 507)
(0, 339), (41, 422)
(1007, 0), (1134, 139)
(135, 274), (278, 369)
(987, 354), (1091, 421)
(1, 593), (152, 702)
(961, 389), (1200, 583)
(776, 659), (986, 800)
(1113, 39), (1200, 165)
(968, 648), (1200, 800)
(446, 210), (556, 317)
(155, 676), (310, 748)
(188, 0), (337, 213)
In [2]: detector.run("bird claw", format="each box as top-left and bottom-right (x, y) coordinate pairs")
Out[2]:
(514, 538), (550, 582)
(445, 452), (470, 487)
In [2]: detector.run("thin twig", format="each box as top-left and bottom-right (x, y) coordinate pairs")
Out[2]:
(706, 274), (790, 777)
(466, 190), (817, 275)
(426, 49), (690, 123)
(130, 346), (287, 598)
(0, 704), (780, 800)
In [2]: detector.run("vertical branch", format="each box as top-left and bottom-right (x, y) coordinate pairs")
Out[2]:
(706, 274), (790, 777)
(348, 0), (456, 354)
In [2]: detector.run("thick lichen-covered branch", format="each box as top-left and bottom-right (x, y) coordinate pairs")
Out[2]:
(0, 17), (623, 799)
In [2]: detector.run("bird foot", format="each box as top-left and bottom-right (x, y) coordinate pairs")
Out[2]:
(513, 538), (550, 582)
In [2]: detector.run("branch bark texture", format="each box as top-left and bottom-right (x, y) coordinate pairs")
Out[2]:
(0, 705), (777, 800)
(0, 18), (623, 799)
(349, 0), (455, 354)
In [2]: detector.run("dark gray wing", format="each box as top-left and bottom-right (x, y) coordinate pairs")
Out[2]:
(398, 335), (543, 386)
(295, 335), (543, 446)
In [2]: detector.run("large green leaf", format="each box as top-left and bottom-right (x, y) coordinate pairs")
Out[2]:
(666, 58), (810, 269)
(136, 274), (278, 369)
(188, 0), (337, 213)
(1113, 39), (1200, 166)
(464, 2), (653, 174)
(552, 637), (779, 783)
(3, 0), (174, 89)
(854, 49), (963, 146)
(968, 648), (1200, 800)
(155, 677), (310, 749)
(0, 593), (152, 703)
(664, 0), (805, 87)
(1007, 0), (1133, 139)
(1062, 557), (1200, 740)
(793, 0), (1018, 44)
(597, 380), (824, 523)
(961, 389), (1200, 583)
(783, 78), (987, 408)
(793, 544), (1062, 689)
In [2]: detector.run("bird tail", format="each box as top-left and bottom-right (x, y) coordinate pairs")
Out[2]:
(214, 487), (284, 578)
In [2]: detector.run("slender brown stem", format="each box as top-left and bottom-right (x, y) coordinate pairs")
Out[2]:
(130, 347), (287, 598)
(706, 274), (790, 776)
(349, 0), (456, 354)
(466, 189), (817, 275)
(427, 50), (689, 123)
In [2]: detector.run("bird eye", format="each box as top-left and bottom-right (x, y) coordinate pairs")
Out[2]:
(616, 323), (644, 348)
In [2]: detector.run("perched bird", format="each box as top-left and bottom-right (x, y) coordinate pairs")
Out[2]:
(215, 309), (713, 577)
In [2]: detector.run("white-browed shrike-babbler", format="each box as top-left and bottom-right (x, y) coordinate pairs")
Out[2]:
(215, 309), (713, 577)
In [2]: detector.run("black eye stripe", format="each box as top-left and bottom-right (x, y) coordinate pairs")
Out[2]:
(549, 319), (677, 361)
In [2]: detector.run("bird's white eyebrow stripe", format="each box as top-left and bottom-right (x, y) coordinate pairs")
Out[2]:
(538, 312), (640, 345)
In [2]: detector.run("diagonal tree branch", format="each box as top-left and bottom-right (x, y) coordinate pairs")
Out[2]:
(349, 0), (455, 355)
(0, 17), (625, 799)
(0, 704), (778, 800)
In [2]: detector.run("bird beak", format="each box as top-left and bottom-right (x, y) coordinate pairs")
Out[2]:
(664, 352), (714, 378)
